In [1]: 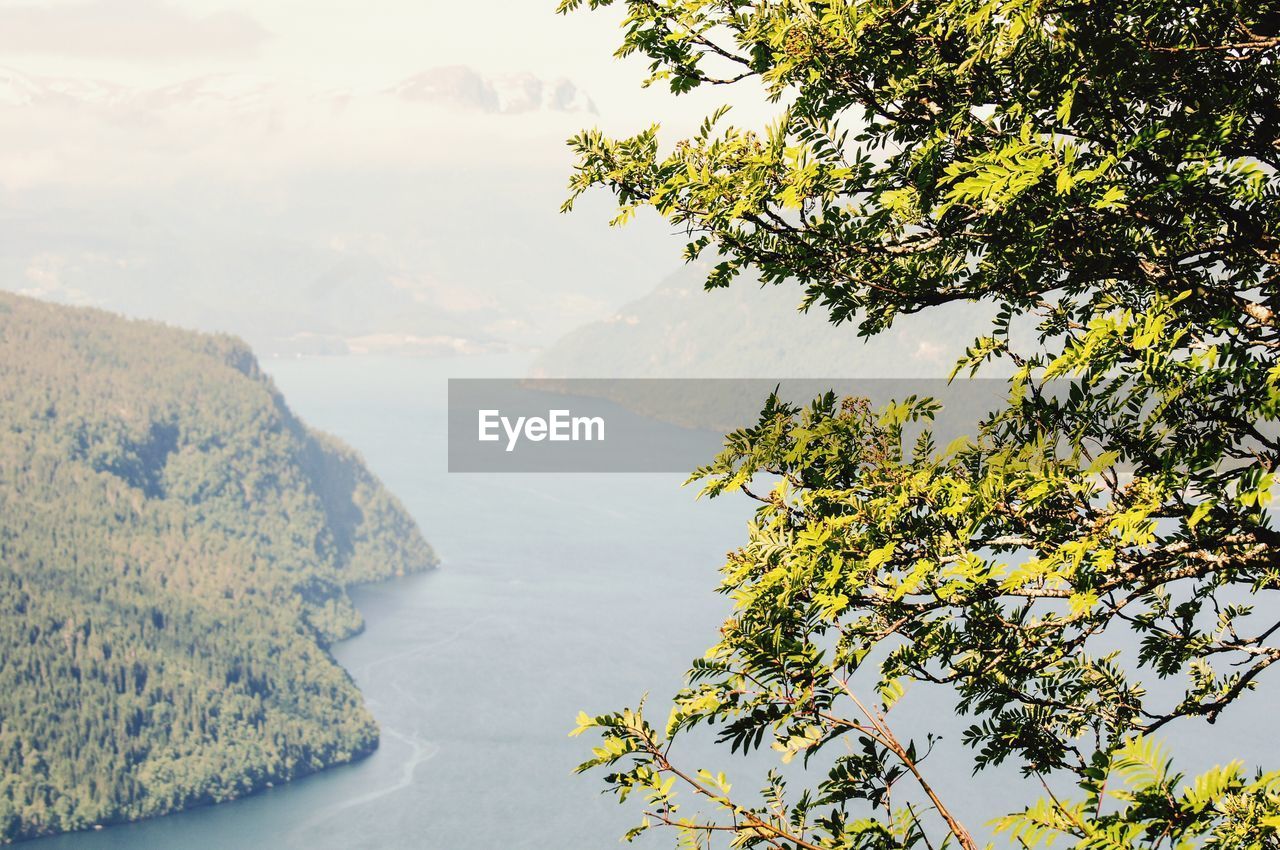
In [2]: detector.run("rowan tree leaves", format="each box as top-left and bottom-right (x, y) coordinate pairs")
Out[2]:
(562, 1), (1280, 847)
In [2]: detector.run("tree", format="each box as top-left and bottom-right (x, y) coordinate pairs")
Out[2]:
(559, 1), (1280, 847)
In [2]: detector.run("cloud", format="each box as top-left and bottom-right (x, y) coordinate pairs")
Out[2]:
(0, 65), (272, 110)
(0, 62), (600, 193)
(0, 0), (269, 60)
(17, 253), (98, 305)
(391, 66), (596, 115)
(912, 339), (947, 363)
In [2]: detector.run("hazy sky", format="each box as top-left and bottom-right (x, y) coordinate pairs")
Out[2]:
(0, 1), (626, 84)
(0, 0), (751, 183)
(0, 0), (783, 356)
(0, 0), (626, 88)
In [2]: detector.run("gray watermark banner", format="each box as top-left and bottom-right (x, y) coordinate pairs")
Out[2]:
(448, 378), (1011, 473)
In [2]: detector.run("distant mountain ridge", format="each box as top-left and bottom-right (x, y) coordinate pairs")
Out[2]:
(390, 66), (596, 114)
(532, 264), (995, 380)
(0, 64), (594, 116)
(0, 293), (436, 842)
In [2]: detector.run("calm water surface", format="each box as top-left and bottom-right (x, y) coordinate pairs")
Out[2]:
(30, 355), (753, 849)
(28, 356), (1280, 849)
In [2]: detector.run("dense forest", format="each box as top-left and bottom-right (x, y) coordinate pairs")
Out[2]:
(0, 292), (436, 843)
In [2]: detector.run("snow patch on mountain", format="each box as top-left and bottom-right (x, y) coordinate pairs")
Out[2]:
(0, 65), (274, 112)
(391, 66), (596, 115)
(0, 64), (594, 117)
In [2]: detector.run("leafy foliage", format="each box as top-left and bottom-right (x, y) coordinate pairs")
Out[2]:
(561, 0), (1280, 847)
(0, 293), (435, 842)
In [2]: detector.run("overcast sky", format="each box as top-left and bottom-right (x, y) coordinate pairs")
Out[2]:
(0, 0), (629, 92)
(0, 0), (785, 356)
(0, 0), (758, 184)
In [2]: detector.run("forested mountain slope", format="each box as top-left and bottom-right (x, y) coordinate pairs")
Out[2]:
(0, 292), (436, 843)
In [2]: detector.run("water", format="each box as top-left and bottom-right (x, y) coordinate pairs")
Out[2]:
(28, 356), (1280, 849)
(29, 355), (754, 849)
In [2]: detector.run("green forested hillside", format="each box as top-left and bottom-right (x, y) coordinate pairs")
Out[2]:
(0, 292), (436, 842)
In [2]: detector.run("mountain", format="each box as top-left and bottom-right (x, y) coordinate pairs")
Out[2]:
(0, 293), (436, 843)
(0, 61), (667, 361)
(390, 66), (596, 115)
(531, 264), (998, 380)
(0, 64), (594, 117)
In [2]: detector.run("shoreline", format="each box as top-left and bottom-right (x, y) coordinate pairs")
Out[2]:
(12, 567), (440, 847)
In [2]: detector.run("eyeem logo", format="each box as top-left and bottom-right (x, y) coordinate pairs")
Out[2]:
(477, 409), (606, 452)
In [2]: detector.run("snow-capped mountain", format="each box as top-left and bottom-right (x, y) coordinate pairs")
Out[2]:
(0, 65), (273, 111)
(390, 66), (596, 115)
(0, 64), (594, 116)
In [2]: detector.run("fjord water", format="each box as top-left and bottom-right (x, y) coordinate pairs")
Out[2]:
(30, 356), (1280, 849)
(29, 355), (755, 849)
